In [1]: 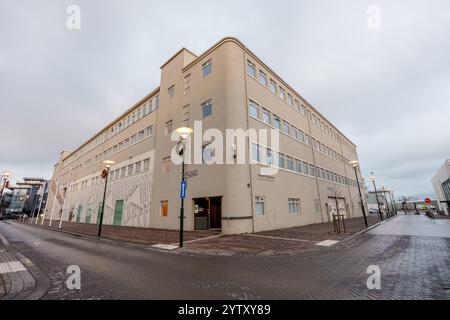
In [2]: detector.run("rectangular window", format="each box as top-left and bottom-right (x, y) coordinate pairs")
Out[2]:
(248, 100), (259, 118)
(255, 196), (265, 216)
(279, 87), (286, 100)
(269, 79), (276, 94)
(182, 104), (190, 126)
(247, 61), (256, 78)
(266, 149), (273, 165)
(146, 126), (153, 137)
(303, 162), (309, 175)
(273, 116), (280, 129)
(252, 143), (261, 163)
(202, 60), (212, 77)
(128, 164), (134, 176)
(149, 99), (153, 112)
(262, 108), (270, 124)
(155, 95), (160, 108)
(143, 103), (147, 115)
(143, 158), (150, 171)
(291, 126), (297, 139)
(278, 153), (285, 168)
(282, 121), (289, 134)
(288, 198), (301, 215)
(165, 120), (173, 137)
(184, 74), (191, 95)
(160, 200), (168, 217)
(168, 85), (175, 98)
(287, 156), (294, 171)
(202, 100), (213, 118)
(295, 160), (302, 173)
(162, 156), (171, 172)
(138, 130), (144, 141)
(121, 167), (126, 178)
(287, 94), (293, 106)
(299, 131), (305, 143)
(258, 71), (267, 86)
(135, 161), (141, 173)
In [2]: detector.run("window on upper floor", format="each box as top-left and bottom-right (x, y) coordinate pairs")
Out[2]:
(282, 121), (289, 134)
(143, 158), (150, 171)
(287, 94), (293, 106)
(258, 71), (267, 86)
(247, 61), (256, 78)
(155, 95), (160, 108)
(273, 115), (280, 129)
(202, 60), (212, 77)
(202, 100), (213, 118)
(184, 74), (191, 95)
(182, 104), (190, 126)
(269, 79), (276, 94)
(262, 108), (270, 124)
(165, 120), (173, 137)
(146, 126), (153, 138)
(279, 87), (286, 100)
(168, 85), (175, 98)
(287, 156), (294, 171)
(248, 100), (259, 118)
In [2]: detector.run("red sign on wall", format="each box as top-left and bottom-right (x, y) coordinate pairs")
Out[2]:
(425, 198), (431, 204)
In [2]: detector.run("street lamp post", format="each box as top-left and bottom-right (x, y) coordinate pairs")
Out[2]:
(0, 171), (12, 208)
(98, 160), (115, 237)
(381, 184), (391, 218)
(175, 127), (193, 248)
(370, 173), (384, 221)
(349, 160), (368, 227)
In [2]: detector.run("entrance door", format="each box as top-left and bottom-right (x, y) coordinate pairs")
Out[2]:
(193, 197), (222, 230)
(328, 197), (337, 220)
(209, 197), (222, 230)
(113, 200), (124, 226)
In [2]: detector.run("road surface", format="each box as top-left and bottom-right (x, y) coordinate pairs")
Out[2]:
(0, 215), (449, 299)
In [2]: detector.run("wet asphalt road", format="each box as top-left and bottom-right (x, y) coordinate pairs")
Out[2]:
(0, 215), (449, 300)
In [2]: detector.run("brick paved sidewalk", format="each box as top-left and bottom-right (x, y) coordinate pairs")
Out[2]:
(22, 219), (218, 246)
(181, 215), (381, 256)
(17, 215), (381, 256)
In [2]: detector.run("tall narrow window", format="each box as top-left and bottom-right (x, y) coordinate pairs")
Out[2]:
(165, 120), (173, 137)
(202, 100), (213, 118)
(248, 100), (259, 118)
(287, 94), (293, 106)
(269, 79), (276, 94)
(252, 143), (261, 163)
(143, 158), (150, 171)
(288, 198), (301, 215)
(247, 61), (256, 78)
(282, 121), (289, 134)
(160, 200), (168, 217)
(155, 95), (160, 108)
(279, 87), (286, 100)
(146, 125), (153, 137)
(182, 104), (190, 126)
(184, 74), (191, 95)
(262, 109), (270, 124)
(255, 196), (265, 216)
(168, 85), (175, 98)
(273, 116), (280, 129)
(258, 71), (267, 86)
(287, 156), (294, 171)
(202, 60), (212, 77)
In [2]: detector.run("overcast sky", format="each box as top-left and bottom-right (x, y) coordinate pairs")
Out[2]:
(1, 0), (449, 197)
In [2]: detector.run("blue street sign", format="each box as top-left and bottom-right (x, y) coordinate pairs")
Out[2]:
(180, 179), (187, 199)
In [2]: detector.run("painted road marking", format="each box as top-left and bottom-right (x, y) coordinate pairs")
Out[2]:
(0, 261), (27, 274)
(315, 240), (339, 247)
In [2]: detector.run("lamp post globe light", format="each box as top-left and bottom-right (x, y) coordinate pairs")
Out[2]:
(349, 160), (368, 227)
(98, 160), (115, 237)
(370, 173), (384, 221)
(175, 127), (193, 248)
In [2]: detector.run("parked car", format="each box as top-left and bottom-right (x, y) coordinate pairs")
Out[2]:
(369, 208), (379, 215)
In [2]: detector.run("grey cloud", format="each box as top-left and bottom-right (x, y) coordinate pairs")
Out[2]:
(1, 0), (449, 197)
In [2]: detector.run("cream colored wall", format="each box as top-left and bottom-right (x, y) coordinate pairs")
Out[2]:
(46, 37), (364, 234)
